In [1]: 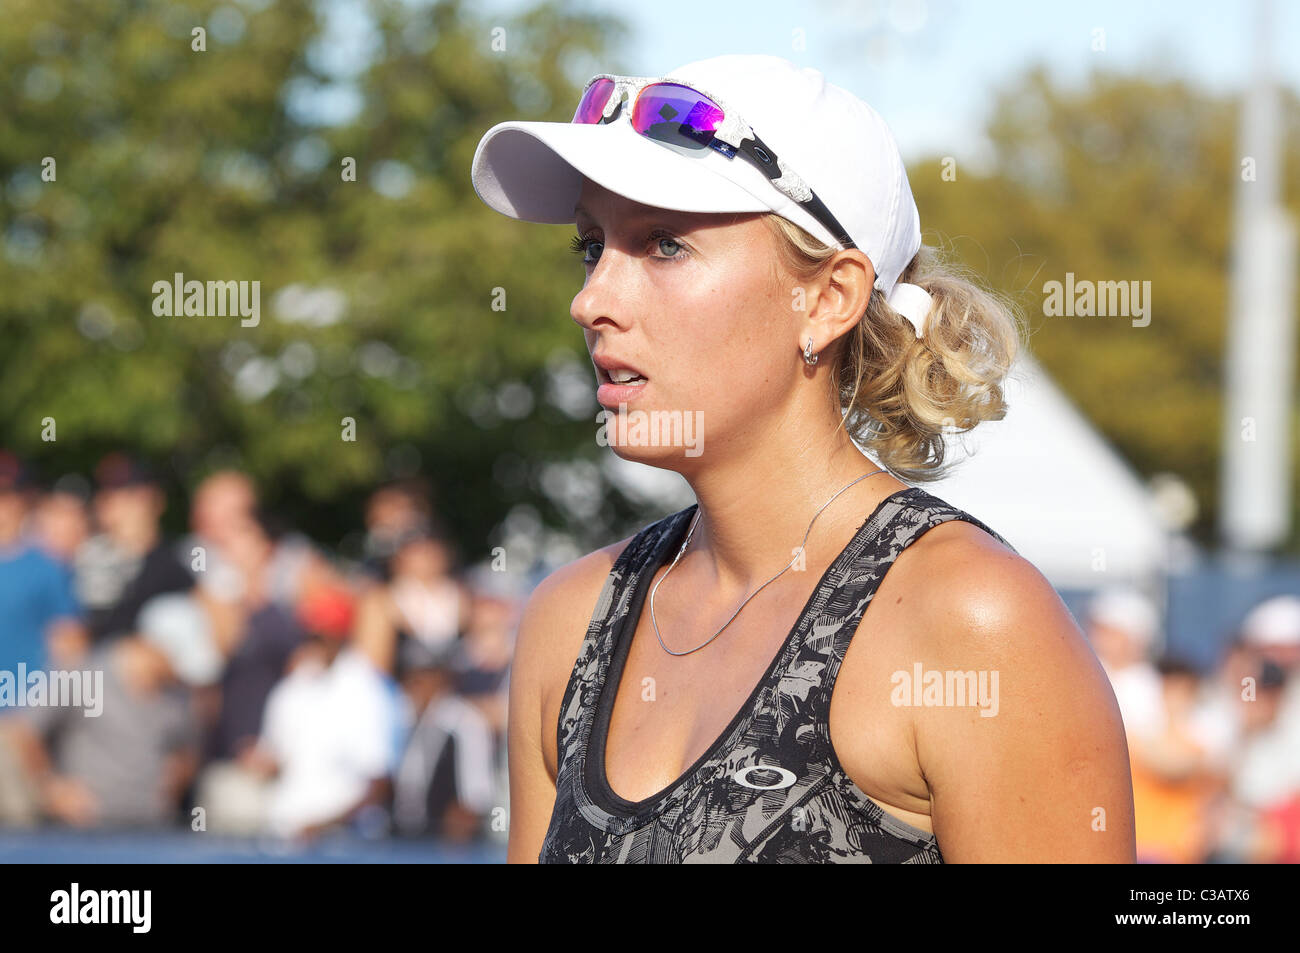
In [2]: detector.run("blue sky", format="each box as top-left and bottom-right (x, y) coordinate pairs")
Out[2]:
(473, 0), (1300, 170)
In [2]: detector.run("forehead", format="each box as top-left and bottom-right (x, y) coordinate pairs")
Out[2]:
(573, 179), (721, 229)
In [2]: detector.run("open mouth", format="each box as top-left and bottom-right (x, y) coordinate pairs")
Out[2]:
(600, 368), (648, 386)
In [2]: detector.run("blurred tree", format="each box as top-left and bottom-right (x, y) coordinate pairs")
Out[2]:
(0, 0), (636, 564)
(909, 65), (1300, 547)
(2, 4), (1298, 564)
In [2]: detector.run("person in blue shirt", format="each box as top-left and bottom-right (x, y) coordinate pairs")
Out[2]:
(0, 452), (86, 677)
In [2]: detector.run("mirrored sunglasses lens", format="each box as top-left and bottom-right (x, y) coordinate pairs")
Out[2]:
(572, 78), (615, 123)
(630, 83), (723, 149)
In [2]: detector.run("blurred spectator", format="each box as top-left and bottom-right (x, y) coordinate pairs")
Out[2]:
(75, 454), (192, 644)
(30, 476), (91, 566)
(392, 640), (497, 841)
(180, 469), (258, 602)
(453, 571), (519, 722)
(1239, 594), (1300, 721)
(202, 512), (309, 759)
(183, 471), (345, 622)
(1196, 632), (1258, 750)
(389, 568), (520, 841)
(354, 524), (470, 679)
(237, 584), (411, 840)
(1207, 660), (1300, 862)
(391, 526), (468, 654)
(1085, 586), (1163, 740)
(0, 451), (86, 673)
(260, 511), (320, 611)
(1205, 596), (1300, 863)
(360, 478), (435, 580)
(1, 591), (219, 829)
(192, 513), (309, 833)
(1128, 656), (1226, 863)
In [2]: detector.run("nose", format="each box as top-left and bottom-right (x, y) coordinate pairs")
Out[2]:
(570, 242), (634, 335)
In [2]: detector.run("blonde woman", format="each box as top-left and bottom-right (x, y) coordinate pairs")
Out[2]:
(471, 54), (1135, 863)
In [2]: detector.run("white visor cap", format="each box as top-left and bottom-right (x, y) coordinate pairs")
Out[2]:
(471, 53), (923, 296)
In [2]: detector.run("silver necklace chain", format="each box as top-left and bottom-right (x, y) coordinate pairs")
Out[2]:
(649, 468), (887, 657)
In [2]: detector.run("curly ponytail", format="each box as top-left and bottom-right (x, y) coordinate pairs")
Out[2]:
(764, 215), (1023, 482)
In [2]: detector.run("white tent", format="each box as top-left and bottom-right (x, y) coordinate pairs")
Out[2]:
(920, 353), (1171, 590)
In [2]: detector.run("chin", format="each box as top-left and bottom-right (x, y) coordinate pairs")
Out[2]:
(596, 398), (708, 467)
(606, 442), (692, 471)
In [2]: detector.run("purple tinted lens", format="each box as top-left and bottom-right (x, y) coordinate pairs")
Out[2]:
(573, 78), (615, 123)
(630, 83), (723, 149)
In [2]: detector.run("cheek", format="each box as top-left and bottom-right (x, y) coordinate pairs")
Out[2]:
(638, 258), (788, 407)
(689, 276), (785, 376)
(658, 316), (785, 421)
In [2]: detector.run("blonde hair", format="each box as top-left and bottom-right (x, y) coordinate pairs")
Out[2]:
(763, 214), (1023, 482)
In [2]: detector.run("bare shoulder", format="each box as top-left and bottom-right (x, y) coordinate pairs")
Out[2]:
(511, 528), (642, 779)
(515, 532), (634, 680)
(897, 517), (1090, 666)
(888, 516), (1135, 861)
(505, 531), (641, 861)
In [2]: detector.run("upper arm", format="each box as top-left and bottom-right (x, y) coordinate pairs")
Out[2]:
(352, 585), (396, 673)
(913, 541), (1136, 862)
(505, 539), (630, 864)
(505, 584), (555, 862)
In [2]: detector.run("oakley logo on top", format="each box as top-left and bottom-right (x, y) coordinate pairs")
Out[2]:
(539, 486), (1017, 863)
(732, 764), (798, 790)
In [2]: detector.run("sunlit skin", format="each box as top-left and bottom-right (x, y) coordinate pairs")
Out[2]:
(504, 176), (1136, 863)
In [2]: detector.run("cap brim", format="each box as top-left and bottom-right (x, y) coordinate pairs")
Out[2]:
(470, 117), (776, 226)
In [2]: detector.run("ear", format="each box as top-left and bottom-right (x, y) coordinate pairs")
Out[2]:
(796, 249), (875, 358)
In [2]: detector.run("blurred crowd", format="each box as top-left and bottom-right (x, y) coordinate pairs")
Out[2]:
(1086, 586), (1300, 863)
(3, 445), (1298, 862)
(0, 449), (519, 844)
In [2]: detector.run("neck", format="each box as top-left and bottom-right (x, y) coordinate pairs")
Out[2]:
(675, 403), (907, 595)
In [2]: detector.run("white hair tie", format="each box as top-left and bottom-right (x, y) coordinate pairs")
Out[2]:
(885, 282), (933, 338)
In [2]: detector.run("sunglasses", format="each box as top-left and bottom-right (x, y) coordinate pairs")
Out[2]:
(571, 73), (857, 250)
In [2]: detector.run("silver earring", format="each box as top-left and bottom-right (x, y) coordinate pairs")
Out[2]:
(803, 337), (819, 366)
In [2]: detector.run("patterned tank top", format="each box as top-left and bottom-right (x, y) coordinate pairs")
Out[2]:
(538, 486), (1016, 864)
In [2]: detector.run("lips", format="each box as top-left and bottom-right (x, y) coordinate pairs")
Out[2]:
(592, 353), (648, 386)
(592, 352), (648, 408)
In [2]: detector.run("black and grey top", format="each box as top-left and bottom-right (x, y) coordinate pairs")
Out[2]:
(538, 486), (1015, 864)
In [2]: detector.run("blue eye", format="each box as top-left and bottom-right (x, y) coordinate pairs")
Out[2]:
(568, 230), (690, 265)
(647, 230), (689, 260)
(655, 235), (684, 257)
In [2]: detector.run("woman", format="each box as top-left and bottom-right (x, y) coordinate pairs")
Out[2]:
(471, 53), (1135, 862)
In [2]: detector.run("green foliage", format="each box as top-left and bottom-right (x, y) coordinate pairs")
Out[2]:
(3, 5), (1297, 558)
(910, 64), (1300, 546)
(1, 0), (635, 558)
